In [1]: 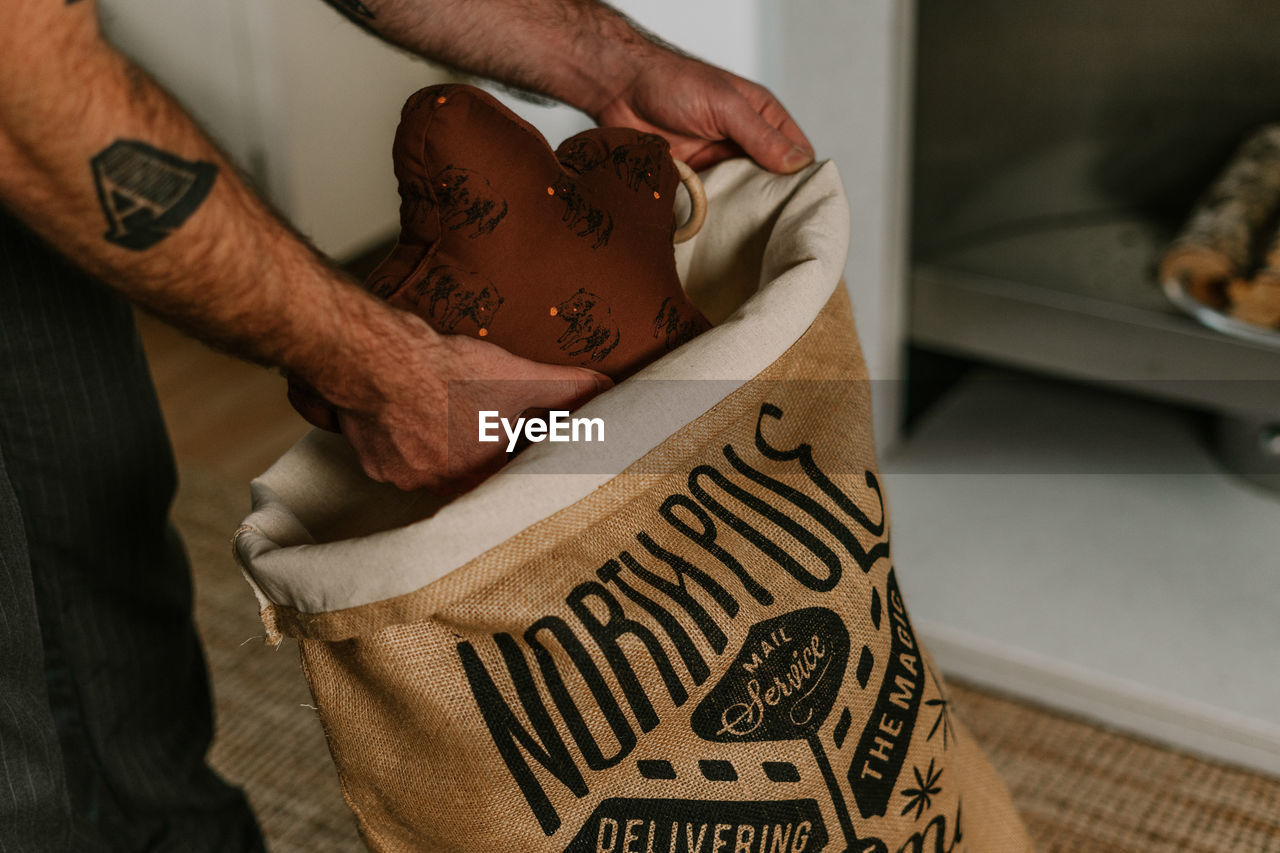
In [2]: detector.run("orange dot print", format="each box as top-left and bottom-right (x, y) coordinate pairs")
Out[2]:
(436, 96), (447, 105)
(546, 186), (555, 196)
(653, 191), (661, 200)
(478, 328), (488, 337)
(549, 307), (558, 316)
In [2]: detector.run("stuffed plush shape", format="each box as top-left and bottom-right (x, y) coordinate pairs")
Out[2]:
(290, 83), (710, 430)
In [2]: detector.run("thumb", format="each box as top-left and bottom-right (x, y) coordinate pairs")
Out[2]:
(523, 365), (613, 412)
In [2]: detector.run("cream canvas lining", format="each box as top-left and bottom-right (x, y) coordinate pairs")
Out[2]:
(234, 159), (850, 614)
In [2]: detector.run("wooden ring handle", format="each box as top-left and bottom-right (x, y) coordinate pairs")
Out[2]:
(672, 159), (706, 244)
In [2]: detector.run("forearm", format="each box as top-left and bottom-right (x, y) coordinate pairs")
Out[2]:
(0, 1), (421, 408)
(327, 0), (657, 116)
(325, 0), (811, 174)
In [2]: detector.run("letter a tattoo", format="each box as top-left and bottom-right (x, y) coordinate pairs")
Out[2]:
(90, 140), (218, 251)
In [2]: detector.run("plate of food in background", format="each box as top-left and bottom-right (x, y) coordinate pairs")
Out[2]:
(1160, 125), (1280, 349)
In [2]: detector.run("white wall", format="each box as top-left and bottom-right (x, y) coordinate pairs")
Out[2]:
(767, 0), (915, 449)
(259, 0), (450, 257)
(101, 0), (451, 259)
(100, 0), (262, 169)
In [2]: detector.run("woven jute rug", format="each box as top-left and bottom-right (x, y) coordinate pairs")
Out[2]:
(175, 466), (1280, 852)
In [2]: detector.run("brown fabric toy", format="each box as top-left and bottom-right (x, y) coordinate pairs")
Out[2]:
(291, 83), (710, 429)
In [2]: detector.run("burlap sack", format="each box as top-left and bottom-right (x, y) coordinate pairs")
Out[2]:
(235, 160), (1033, 853)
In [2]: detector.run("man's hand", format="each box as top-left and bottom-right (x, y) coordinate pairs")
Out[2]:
(593, 53), (813, 174)
(327, 311), (610, 493)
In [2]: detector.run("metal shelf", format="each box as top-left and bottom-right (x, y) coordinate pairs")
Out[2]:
(910, 216), (1280, 419)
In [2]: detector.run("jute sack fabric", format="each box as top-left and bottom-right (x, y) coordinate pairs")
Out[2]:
(235, 160), (1034, 853)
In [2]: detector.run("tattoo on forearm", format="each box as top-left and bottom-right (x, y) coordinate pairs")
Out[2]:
(90, 140), (218, 251)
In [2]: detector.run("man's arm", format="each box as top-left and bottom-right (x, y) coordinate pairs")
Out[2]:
(322, 0), (814, 173)
(0, 0), (605, 492)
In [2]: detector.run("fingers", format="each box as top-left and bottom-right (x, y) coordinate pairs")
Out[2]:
(679, 140), (744, 172)
(718, 81), (814, 174)
(339, 419), (444, 493)
(286, 377), (342, 432)
(523, 366), (613, 412)
(347, 365), (609, 494)
(753, 89), (814, 163)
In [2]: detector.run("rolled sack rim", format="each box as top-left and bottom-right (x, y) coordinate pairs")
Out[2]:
(234, 158), (852, 618)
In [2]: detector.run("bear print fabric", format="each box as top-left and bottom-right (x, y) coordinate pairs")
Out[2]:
(290, 84), (711, 430)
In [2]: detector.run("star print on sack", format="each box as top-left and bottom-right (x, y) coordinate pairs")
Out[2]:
(900, 759), (944, 821)
(924, 667), (957, 751)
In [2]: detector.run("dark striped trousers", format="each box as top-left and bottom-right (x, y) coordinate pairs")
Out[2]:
(0, 209), (266, 852)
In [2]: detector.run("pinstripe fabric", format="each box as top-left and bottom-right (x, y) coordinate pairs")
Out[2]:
(0, 445), (90, 853)
(0, 208), (266, 852)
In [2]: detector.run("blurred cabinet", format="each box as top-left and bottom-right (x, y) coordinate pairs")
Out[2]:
(894, 0), (1280, 776)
